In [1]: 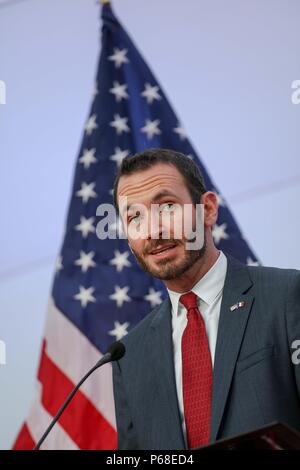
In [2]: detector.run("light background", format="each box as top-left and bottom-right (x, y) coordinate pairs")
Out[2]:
(0, 0), (299, 449)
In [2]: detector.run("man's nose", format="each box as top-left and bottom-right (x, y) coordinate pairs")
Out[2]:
(146, 212), (165, 240)
(147, 225), (163, 240)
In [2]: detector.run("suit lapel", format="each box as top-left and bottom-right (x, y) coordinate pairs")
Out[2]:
(150, 298), (186, 449)
(210, 253), (254, 442)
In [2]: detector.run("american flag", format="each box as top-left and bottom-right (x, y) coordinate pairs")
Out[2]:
(13, 2), (258, 450)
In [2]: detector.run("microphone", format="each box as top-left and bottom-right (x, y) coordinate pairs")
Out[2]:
(34, 341), (125, 450)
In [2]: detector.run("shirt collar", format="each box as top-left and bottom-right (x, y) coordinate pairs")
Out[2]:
(167, 250), (228, 316)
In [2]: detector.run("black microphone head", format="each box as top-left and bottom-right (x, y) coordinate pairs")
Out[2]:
(107, 341), (126, 361)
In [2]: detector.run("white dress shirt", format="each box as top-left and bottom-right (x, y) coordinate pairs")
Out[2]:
(166, 250), (228, 443)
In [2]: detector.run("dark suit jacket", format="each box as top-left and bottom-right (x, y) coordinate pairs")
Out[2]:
(112, 252), (300, 449)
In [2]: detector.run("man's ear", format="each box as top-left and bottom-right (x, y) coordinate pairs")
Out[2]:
(201, 191), (218, 227)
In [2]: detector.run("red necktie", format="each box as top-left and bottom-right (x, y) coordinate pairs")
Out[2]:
(180, 291), (212, 448)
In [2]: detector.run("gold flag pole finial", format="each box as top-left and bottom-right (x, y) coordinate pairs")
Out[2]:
(100, 0), (110, 4)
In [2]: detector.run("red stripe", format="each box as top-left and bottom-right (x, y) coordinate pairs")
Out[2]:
(37, 339), (117, 449)
(12, 423), (35, 450)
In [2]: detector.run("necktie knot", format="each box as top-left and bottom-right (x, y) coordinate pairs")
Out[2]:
(179, 291), (198, 311)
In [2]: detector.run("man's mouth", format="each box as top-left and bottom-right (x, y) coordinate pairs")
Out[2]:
(148, 243), (177, 258)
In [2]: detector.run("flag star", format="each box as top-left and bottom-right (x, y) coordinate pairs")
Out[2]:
(75, 250), (97, 273)
(55, 255), (63, 273)
(144, 287), (163, 308)
(110, 114), (130, 135)
(173, 124), (187, 140)
(214, 190), (226, 207)
(74, 286), (96, 308)
(92, 83), (98, 98)
(212, 222), (229, 245)
(109, 285), (131, 308)
(110, 250), (132, 272)
(110, 147), (129, 167)
(186, 154), (194, 160)
(79, 148), (97, 169)
(75, 216), (95, 238)
(108, 47), (129, 68)
(108, 321), (130, 341)
(85, 114), (98, 135)
(247, 257), (260, 266)
(141, 119), (161, 139)
(141, 83), (161, 104)
(76, 182), (97, 203)
(109, 81), (129, 102)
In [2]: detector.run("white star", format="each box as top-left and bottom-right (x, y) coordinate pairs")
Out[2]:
(212, 222), (229, 245)
(109, 81), (129, 102)
(75, 251), (96, 273)
(79, 148), (97, 169)
(55, 255), (63, 273)
(141, 119), (161, 139)
(92, 83), (98, 98)
(85, 114), (98, 136)
(109, 285), (131, 308)
(110, 250), (132, 272)
(110, 114), (130, 135)
(144, 287), (163, 308)
(108, 48), (129, 68)
(74, 286), (96, 308)
(173, 124), (187, 140)
(186, 154), (194, 160)
(110, 147), (129, 167)
(75, 216), (95, 238)
(247, 257), (260, 266)
(141, 83), (161, 104)
(108, 321), (130, 341)
(76, 182), (97, 204)
(214, 190), (226, 207)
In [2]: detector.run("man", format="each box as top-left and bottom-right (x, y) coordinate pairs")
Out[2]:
(111, 148), (300, 450)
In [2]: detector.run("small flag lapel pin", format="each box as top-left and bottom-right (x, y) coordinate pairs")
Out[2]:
(230, 300), (246, 312)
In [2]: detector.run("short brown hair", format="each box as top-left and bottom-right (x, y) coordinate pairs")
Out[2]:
(113, 148), (206, 214)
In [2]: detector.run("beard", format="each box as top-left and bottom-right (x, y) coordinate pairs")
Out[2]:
(130, 232), (207, 281)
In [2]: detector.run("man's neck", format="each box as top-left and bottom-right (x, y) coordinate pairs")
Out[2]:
(164, 248), (220, 293)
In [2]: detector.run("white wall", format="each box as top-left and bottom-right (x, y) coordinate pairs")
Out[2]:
(0, 0), (299, 449)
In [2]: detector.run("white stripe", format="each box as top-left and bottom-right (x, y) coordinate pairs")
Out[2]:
(26, 382), (78, 450)
(44, 297), (116, 428)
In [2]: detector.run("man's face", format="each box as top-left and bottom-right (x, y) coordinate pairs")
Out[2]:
(117, 162), (206, 281)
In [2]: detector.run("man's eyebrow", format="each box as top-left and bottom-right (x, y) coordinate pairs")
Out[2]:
(121, 190), (178, 215)
(152, 190), (178, 202)
(120, 201), (140, 216)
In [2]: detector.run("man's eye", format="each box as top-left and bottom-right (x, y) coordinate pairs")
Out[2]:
(129, 214), (142, 224)
(160, 203), (175, 212)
